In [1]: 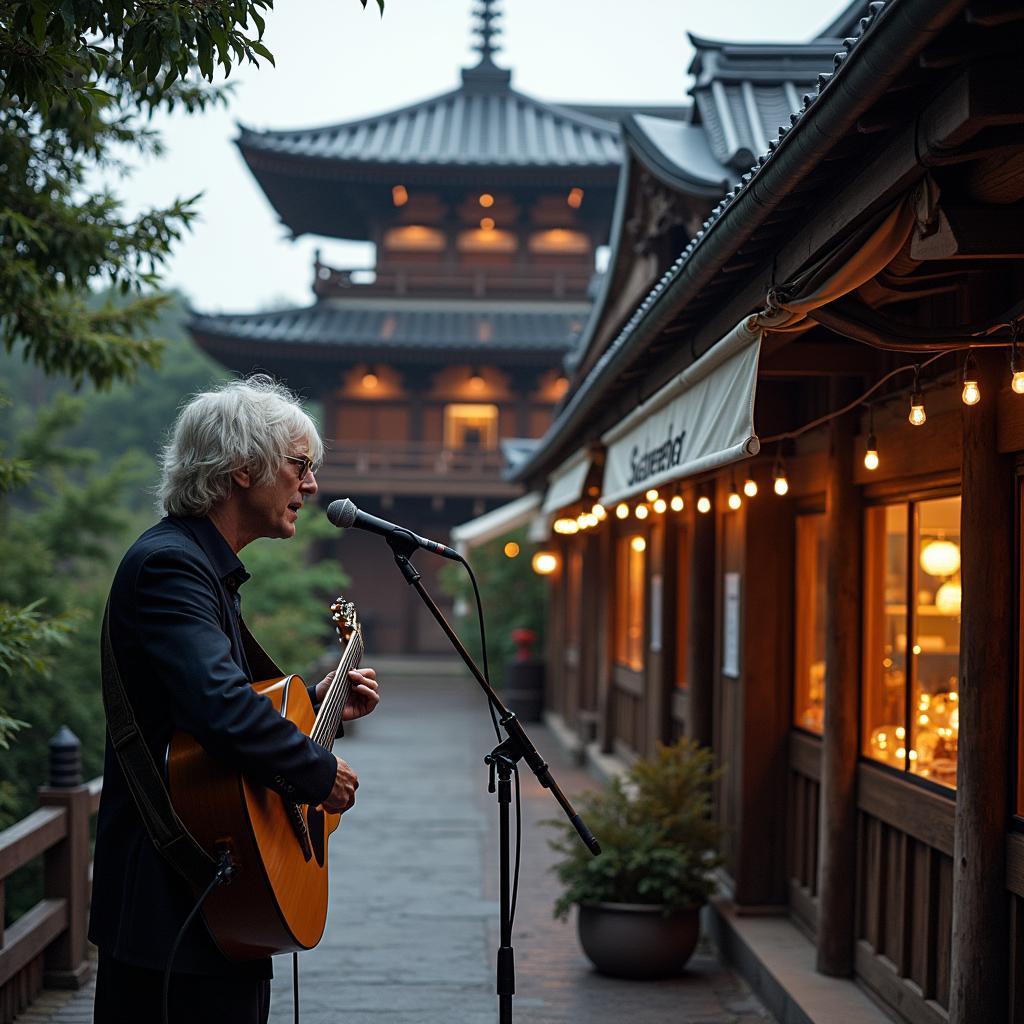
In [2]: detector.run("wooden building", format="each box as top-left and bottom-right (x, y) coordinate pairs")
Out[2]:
(499, 1), (1024, 1021)
(188, 1), (687, 653)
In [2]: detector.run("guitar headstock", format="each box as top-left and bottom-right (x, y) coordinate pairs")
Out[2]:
(329, 596), (361, 645)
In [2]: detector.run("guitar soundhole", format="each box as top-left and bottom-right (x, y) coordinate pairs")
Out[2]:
(307, 807), (326, 866)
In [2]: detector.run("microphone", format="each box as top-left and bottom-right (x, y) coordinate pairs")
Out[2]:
(326, 498), (461, 562)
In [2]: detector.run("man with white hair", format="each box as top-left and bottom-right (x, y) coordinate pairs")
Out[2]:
(89, 375), (379, 1024)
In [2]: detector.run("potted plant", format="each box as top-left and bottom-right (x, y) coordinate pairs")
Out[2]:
(545, 739), (724, 979)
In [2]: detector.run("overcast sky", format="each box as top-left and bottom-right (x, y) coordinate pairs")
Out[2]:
(109, 0), (853, 313)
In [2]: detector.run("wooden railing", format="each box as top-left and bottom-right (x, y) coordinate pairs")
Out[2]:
(318, 443), (518, 497)
(0, 727), (100, 1024)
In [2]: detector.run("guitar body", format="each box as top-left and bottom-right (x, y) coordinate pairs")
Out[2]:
(167, 674), (341, 961)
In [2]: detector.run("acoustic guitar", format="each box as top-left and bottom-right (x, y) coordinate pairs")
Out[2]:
(167, 596), (363, 960)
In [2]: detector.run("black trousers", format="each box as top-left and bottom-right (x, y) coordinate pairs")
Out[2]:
(93, 953), (271, 1024)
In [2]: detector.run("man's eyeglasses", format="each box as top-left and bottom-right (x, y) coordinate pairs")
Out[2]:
(283, 454), (316, 482)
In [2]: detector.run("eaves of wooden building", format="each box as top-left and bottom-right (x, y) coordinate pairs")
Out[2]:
(496, 0), (1024, 1020)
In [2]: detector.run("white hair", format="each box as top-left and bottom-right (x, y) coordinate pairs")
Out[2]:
(157, 374), (324, 517)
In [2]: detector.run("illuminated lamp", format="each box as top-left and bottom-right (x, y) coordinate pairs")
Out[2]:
(670, 494), (684, 512)
(567, 187), (584, 209)
(1012, 336), (1024, 394)
(727, 474), (742, 511)
(553, 375), (569, 399)
(772, 459), (789, 496)
(615, 503), (629, 520)
(920, 539), (960, 577)
(468, 368), (486, 393)
(635, 504), (649, 520)
(743, 474), (758, 498)
(653, 498), (667, 514)
(961, 351), (980, 406)
(591, 503), (606, 520)
(479, 193), (494, 208)
(645, 489), (659, 502)
(697, 495), (711, 515)
(531, 551), (558, 575)
(361, 370), (379, 390)
(908, 365), (926, 425)
(391, 185), (408, 206)
(630, 536), (646, 553)
(503, 542), (520, 559)
(935, 580), (962, 617)
(864, 434), (879, 471)
(480, 216), (495, 232)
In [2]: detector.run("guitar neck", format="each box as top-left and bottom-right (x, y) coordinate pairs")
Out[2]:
(310, 630), (363, 748)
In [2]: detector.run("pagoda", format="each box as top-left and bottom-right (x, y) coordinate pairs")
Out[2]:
(188, 1), (685, 654)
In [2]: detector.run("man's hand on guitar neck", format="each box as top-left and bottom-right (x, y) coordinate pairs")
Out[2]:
(315, 667), (380, 721)
(321, 756), (359, 814)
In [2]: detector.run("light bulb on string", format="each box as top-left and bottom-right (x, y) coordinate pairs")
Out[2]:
(645, 488), (659, 502)
(961, 351), (980, 406)
(635, 503), (649, 520)
(615, 503), (629, 520)
(1012, 329), (1024, 394)
(670, 494), (684, 512)
(743, 473), (758, 498)
(727, 473), (742, 511)
(592, 503), (606, 520)
(772, 451), (789, 496)
(653, 497), (667, 514)
(697, 494), (711, 514)
(863, 404), (879, 471)
(908, 365), (926, 426)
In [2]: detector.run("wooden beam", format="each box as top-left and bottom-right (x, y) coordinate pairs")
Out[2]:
(816, 392), (862, 977)
(948, 350), (1013, 1024)
(759, 341), (881, 377)
(911, 204), (1024, 260)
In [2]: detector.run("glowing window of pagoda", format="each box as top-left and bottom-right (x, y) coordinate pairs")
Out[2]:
(527, 229), (589, 255)
(383, 225), (446, 252)
(456, 228), (517, 253)
(443, 404), (499, 450)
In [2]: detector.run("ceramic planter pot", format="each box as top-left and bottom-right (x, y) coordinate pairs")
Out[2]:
(576, 902), (701, 979)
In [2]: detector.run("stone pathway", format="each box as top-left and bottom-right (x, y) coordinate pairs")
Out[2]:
(17, 661), (774, 1024)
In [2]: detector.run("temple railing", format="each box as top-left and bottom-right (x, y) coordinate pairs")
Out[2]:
(317, 442), (519, 498)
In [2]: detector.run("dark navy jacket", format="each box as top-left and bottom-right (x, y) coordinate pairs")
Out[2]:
(88, 515), (337, 976)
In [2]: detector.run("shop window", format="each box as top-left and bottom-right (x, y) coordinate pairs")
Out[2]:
(863, 497), (960, 788)
(794, 513), (827, 734)
(442, 404), (498, 450)
(674, 529), (690, 689)
(614, 534), (646, 672)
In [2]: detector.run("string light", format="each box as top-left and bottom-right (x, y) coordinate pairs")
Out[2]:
(772, 451), (789, 496)
(697, 495), (711, 514)
(503, 542), (520, 558)
(743, 473), (758, 498)
(645, 488), (659, 502)
(635, 503), (649, 520)
(727, 474), (742, 511)
(961, 351), (980, 406)
(592, 503), (607, 520)
(630, 536), (646, 553)
(670, 494), (684, 512)
(615, 503), (629, 520)
(1013, 326), (1024, 394)
(908, 365), (926, 426)
(531, 551), (558, 575)
(653, 497), (667, 514)
(864, 403), (879, 471)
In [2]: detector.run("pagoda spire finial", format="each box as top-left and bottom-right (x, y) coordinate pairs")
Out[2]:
(472, 0), (502, 64)
(462, 0), (511, 88)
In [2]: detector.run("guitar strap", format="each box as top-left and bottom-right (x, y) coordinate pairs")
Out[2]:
(100, 602), (219, 890)
(100, 601), (291, 890)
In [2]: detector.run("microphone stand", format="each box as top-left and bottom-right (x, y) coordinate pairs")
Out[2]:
(383, 531), (600, 1024)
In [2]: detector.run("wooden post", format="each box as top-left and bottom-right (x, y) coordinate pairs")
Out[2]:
(38, 727), (92, 988)
(816, 403), (862, 976)
(949, 350), (1013, 1023)
(687, 504), (715, 748)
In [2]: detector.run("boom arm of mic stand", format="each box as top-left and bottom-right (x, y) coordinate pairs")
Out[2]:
(384, 532), (601, 857)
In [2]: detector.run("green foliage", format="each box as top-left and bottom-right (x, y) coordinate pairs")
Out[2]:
(438, 527), (547, 689)
(544, 740), (725, 918)
(240, 512), (350, 673)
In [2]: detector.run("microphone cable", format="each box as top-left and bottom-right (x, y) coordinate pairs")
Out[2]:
(162, 851), (235, 1024)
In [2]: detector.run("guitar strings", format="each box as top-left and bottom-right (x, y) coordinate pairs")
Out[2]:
(311, 630), (364, 748)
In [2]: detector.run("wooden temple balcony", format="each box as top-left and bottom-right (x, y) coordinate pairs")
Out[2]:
(313, 259), (592, 301)
(317, 441), (519, 498)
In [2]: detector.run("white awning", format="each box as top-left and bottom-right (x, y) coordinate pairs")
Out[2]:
(450, 492), (543, 553)
(599, 317), (762, 505)
(541, 450), (592, 515)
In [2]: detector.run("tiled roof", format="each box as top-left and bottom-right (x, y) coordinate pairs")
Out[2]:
(188, 301), (587, 355)
(237, 73), (623, 170)
(688, 36), (845, 170)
